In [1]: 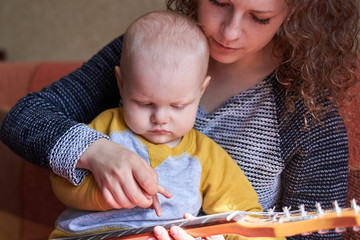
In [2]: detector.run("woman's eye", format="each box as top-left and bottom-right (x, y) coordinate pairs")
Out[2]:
(252, 15), (270, 25)
(209, 0), (229, 7)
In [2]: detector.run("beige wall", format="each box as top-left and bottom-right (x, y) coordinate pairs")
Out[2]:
(0, 0), (166, 61)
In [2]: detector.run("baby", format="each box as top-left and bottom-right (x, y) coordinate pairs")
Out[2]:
(49, 10), (262, 239)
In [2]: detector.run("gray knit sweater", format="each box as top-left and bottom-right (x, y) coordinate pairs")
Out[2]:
(0, 35), (348, 239)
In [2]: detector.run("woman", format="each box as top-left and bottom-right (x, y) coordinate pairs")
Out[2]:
(1, 0), (358, 239)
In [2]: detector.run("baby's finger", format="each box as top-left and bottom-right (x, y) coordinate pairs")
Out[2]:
(182, 214), (224, 240)
(152, 226), (173, 240)
(152, 194), (162, 217)
(170, 226), (196, 240)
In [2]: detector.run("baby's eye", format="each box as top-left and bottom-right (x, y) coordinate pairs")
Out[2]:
(137, 101), (152, 107)
(171, 105), (184, 110)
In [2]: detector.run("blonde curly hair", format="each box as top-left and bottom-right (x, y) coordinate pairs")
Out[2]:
(166, 0), (360, 123)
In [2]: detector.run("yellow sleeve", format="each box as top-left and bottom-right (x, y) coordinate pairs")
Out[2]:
(50, 172), (112, 211)
(194, 132), (283, 240)
(88, 107), (127, 135)
(195, 132), (261, 214)
(50, 108), (127, 211)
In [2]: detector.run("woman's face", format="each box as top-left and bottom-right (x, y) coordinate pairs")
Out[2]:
(197, 0), (288, 64)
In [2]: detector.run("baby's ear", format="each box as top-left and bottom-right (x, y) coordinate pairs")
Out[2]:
(201, 76), (211, 96)
(114, 66), (123, 92)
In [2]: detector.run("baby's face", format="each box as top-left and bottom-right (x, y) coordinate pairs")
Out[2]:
(120, 60), (208, 147)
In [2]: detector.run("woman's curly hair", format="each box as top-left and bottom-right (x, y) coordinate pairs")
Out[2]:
(166, 0), (360, 124)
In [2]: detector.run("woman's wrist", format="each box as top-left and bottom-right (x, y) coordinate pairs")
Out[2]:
(77, 138), (109, 170)
(49, 124), (108, 185)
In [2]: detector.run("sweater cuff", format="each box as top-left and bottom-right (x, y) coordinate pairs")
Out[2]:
(49, 123), (109, 186)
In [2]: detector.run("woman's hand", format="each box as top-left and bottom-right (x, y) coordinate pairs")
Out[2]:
(77, 138), (172, 213)
(151, 214), (224, 240)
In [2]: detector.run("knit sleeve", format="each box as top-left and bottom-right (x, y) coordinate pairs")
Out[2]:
(0, 35), (123, 185)
(50, 108), (129, 210)
(280, 106), (348, 240)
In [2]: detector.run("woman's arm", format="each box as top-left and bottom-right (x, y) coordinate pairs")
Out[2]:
(280, 105), (348, 240)
(0, 36), (122, 182)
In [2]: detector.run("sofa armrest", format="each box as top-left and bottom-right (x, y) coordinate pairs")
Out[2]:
(0, 61), (82, 240)
(0, 61), (83, 110)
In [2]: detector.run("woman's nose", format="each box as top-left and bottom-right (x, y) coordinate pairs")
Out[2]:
(221, 12), (242, 42)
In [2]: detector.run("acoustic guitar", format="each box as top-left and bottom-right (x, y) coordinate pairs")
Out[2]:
(53, 199), (360, 240)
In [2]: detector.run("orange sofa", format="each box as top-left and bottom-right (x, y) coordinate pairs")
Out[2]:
(0, 61), (83, 240)
(0, 61), (359, 240)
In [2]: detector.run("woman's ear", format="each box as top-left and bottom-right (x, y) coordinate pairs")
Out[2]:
(114, 66), (123, 93)
(200, 76), (211, 96)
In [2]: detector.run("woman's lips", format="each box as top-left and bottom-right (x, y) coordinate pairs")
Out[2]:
(212, 37), (238, 52)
